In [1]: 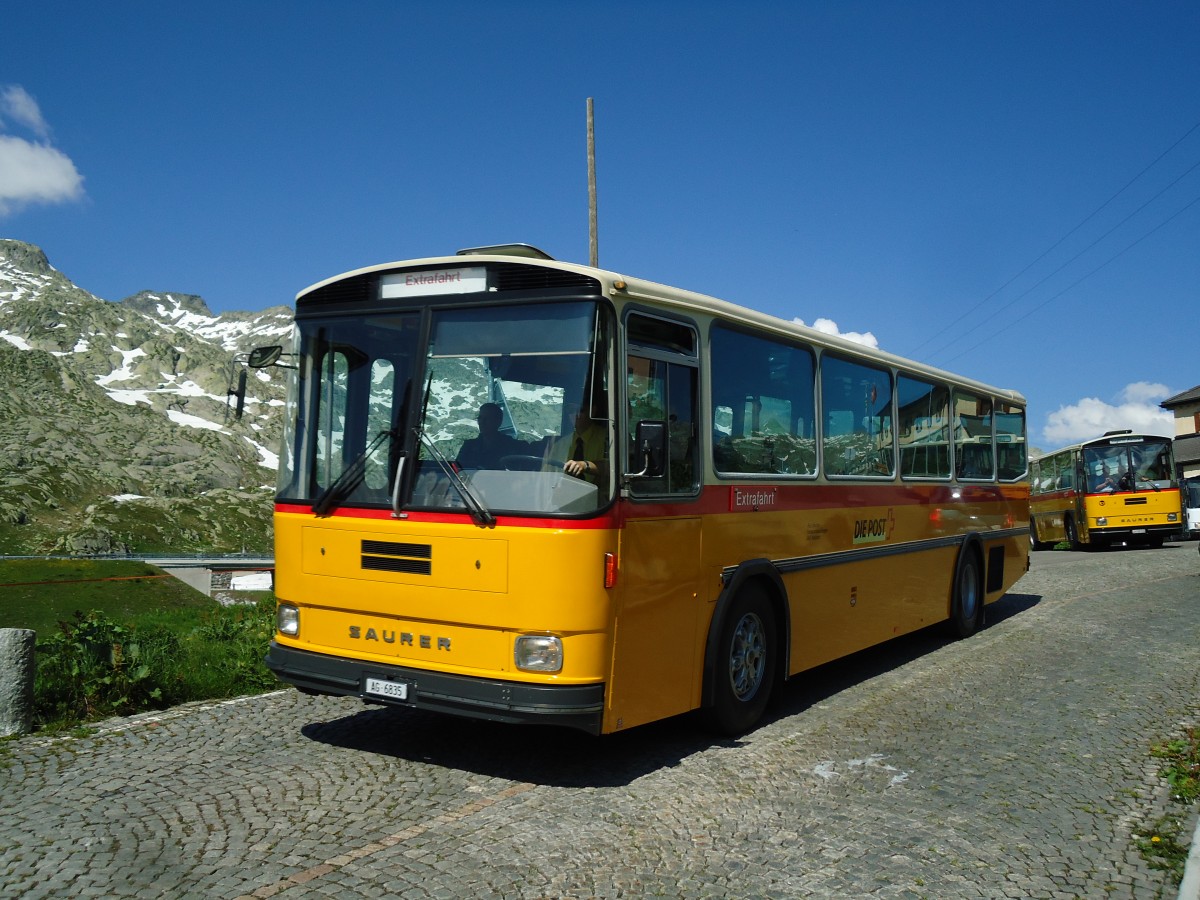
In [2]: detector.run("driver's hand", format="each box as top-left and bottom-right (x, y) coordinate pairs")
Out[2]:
(564, 459), (590, 477)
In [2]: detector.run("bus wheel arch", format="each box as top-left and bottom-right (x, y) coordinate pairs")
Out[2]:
(948, 538), (985, 639)
(702, 561), (787, 735)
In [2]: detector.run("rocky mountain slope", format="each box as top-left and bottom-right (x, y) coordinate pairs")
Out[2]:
(0, 239), (292, 556)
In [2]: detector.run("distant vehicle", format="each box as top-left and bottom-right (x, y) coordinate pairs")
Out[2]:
(1029, 432), (1183, 550)
(245, 244), (1030, 736)
(1182, 476), (1200, 539)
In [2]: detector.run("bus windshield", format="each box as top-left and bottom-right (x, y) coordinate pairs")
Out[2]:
(1082, 437), (1175, 494)
(410, 301), (613, 516)
(277, 298), (613, 517)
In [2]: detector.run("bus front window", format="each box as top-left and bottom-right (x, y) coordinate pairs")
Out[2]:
(409, 301), (613, 516)
(277, 314), (420, 509)
(1132, 439), (1175, 488)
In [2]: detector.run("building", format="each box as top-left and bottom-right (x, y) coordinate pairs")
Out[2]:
(1160, 384), (1200, 479)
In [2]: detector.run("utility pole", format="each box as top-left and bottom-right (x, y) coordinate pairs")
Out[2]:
(587, 97), (598, 267)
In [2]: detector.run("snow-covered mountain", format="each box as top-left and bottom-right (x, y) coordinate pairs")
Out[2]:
(0, 239), (293, 556)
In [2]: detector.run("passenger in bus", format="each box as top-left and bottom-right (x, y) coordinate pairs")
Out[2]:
(457, 403), (525, 470)
(547, 402), (608, 485)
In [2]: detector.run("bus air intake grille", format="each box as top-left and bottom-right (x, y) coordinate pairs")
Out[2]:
(1124, 497), (1148, 505)
(302, 273), (374, 306)
(361, 540), (432, 576)
(491, 263), (600, 293)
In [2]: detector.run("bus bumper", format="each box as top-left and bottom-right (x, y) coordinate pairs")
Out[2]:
(265, 641), (606, 735)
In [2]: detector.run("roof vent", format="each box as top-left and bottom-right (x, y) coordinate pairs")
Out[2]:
(457, 243), (555, 260)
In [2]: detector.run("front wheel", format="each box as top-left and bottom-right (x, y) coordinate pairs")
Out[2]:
(1065, 515), (1083, 551)
(1030, 520), (1050, 551)
(704, 586), (776, 735)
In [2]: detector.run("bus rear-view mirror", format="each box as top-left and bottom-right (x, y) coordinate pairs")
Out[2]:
(630, 420), (667, 479)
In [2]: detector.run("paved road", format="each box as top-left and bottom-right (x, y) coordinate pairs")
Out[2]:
(2, 543), (1198, 898)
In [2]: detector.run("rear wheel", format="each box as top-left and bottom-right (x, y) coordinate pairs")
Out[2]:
(705, 585), (776, 735)
(949, 549), (983, 639)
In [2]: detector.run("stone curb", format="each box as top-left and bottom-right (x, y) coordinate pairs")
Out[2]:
(1180, 810), (1200, 900)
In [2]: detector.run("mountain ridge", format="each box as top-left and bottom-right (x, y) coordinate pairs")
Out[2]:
(0, 239), (290, 556)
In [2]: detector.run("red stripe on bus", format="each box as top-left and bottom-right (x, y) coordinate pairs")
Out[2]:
(277, 480), (1027, 529)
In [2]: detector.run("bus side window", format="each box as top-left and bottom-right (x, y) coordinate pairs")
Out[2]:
(627, 356), (697, 495)
(710, 325), (815, 477)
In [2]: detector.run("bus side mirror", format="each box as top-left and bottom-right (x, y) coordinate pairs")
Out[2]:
(227, 369), (249, 420)
(629, 420), (667, 479)
(247, 345), (283, 368)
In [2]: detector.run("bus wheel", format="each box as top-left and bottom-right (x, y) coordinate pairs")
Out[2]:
(1064, 516), (1083, 551)
(705, 585), (776, 735)
(1030, 520), (1049, 551)
(949, 548), (983, 639)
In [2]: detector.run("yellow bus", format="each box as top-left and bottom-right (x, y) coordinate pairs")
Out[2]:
(1029, 431), (1182, 550)
(254, 244), (1029, 735)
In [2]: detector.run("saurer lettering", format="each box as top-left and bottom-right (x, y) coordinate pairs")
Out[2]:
(348, 626), (451, 650)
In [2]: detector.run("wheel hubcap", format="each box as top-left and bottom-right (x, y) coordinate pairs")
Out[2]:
(729, 612), (766, 701)
(960, 565), (979, 620)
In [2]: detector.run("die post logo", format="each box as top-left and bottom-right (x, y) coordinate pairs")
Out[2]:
(852, 508), (895, 545)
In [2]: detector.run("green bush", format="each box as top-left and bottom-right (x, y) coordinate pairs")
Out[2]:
(33, 597), (278, 729)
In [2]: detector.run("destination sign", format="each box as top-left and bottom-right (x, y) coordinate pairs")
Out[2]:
(380, 267), (487, 298)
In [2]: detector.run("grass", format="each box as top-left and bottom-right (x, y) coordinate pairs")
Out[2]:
(1136, 725), (1200, 886)
(0, 559), (214, 635)
(0, 559), (279, 732)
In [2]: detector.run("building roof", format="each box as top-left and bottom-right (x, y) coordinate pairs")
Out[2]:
(1174, 433), (1200, 466)
(1161, 384), (1200, 409)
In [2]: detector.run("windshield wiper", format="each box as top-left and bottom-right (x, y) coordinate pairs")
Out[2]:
(313, 429), (396, 517)
(415, 428), (495, 526)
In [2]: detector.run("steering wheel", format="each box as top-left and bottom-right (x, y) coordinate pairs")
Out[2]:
(499, 454), (562, 472)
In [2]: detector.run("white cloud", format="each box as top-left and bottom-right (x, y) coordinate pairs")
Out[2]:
(0, 84), (84, 216)
(1, 86), (50, 139)
(793, 317), (879, 349)
(1042, 382), (1174, 447)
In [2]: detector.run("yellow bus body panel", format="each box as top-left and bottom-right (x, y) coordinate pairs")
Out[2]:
(1083, 490), (1182, 533)
(274, 481), (1028, 734)
(274, 510), (615, 685)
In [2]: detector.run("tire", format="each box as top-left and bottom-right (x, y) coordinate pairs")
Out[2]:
(1064, 516), (1083, 551)
(948, 548), (984, 639)
(704, 585), (776, 735)
(1029, 520), (1050, 551)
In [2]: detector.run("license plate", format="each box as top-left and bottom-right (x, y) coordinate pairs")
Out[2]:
(365, 677), (408, 700)
(1132, 528), (1146, 534)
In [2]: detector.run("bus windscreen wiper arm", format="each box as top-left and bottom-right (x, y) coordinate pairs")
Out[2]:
(415, 428), (496, 526)
(313, 429), (395, 516)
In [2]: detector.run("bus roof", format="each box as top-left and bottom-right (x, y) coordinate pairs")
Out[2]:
(297, 247), (1026, 404)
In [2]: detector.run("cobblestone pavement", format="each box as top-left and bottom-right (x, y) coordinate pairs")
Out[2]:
(2, 543), (1198, 899)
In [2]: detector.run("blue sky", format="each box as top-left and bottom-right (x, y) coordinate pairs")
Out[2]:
(2, 1), (1198, 450)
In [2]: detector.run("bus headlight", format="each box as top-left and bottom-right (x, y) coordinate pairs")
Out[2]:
(514, 635), (563, 673)
(1168, 513), (1178, 522)
(1096, 517), (1108, 527)
(277, 603), (300, 636)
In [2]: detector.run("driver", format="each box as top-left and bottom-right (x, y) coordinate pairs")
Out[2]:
(456, 403), (525, 470)
(1093, 463), (1117, 492)
(547, 402), (608, 485)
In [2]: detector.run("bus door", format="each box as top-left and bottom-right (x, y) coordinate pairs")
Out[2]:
(1074, 456), (1090, 541)
(607, 313), (703, 731)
